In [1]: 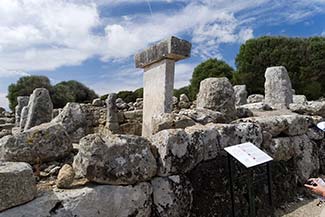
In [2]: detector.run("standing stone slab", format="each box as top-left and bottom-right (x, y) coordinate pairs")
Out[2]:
(106, 93), (120, 133)
(19, 106), (29, 131)
(265, 66), (293, 109)
(234, 85), (247, 106)
(135, 36), (191, 137)
(197, 77), (236, 120)
(24, 88), (53, 131)
(0, 162), (36, 211)
(15, 96), (29, 127)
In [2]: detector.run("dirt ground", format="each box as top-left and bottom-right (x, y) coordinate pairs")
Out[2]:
(276, 198), (325, 217)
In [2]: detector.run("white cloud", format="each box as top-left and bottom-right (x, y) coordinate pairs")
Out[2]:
(0, 92), (8, 111)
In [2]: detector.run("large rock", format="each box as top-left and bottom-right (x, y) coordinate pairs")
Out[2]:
(152, 176), (193, 217)
(179, 108), (226, 125)
(19, 106), (29, 131)
(235, 114), (309, 137)
(151, 129), (203, 176)
(233, 85), (247, 106)
(293, 95), (307, 105)
(247, 94), (264, 104)
(196, 77), (236, 120)
(51, 103), (87, 143)
(73, 134), (157, 185)
(185, 124), (220, 161)
(56, 164), (75, 189)
(0, 162), (36, 211)
(24, 88), (53, 131)
(0, 182), (152, 217)
(264, 66), (293, 109)
(0, 123), (72, 164)
(265, 135), (318, 183)
(15, 96), (29, 127)
(152, 113), (196, 134)
(207, 122), (263, 148)
(289, 101), (325, 116)
(178, 94), (191, 109)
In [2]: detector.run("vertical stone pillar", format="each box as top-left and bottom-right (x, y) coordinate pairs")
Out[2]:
(264, 66), (293, 109)
(135, 36), (191, 137)
(106, 93), (119, 133)
(15, 96), (29, 127)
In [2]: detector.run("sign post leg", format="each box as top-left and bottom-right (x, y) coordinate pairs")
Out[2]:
(267, 162), (275, 217)
(228, 154), (235, 217)
(248, 168), (256, 217)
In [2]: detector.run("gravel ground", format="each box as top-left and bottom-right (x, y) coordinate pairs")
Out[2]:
(276, 199), (325, 217)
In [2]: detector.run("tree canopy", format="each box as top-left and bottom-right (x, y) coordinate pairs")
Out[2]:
(189, 58), (234, 100)
(235, 36), (325, 99)
(7, 76), (98, 110)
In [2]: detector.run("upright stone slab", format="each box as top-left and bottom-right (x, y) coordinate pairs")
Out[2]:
(19, 106), (29, 131)
(135, 36), (191, 137)
(106, 93), (119, 133)
(233, 85), (247, 106)
(24, 88), (53, 131)
(15, 96), (29, 127)
(265, 66), (293, 109)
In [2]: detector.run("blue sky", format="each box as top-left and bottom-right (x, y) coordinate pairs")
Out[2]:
(1, 0), (325, 110)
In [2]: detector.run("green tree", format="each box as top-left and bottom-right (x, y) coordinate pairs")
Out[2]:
(51, 80), (98, 108)
(189, 58), (234, 100)
(7, 76), (52, 110)
(235, 36), (325, 99)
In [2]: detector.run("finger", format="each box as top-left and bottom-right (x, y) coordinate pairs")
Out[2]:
(304, 184), (315, 190)
(308, 178), (317, 181)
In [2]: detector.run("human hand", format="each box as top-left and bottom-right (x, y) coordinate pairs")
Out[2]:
(305, 178), (325, 197)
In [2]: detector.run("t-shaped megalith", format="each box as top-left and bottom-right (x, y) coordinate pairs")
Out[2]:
(135, 36), (191, 137)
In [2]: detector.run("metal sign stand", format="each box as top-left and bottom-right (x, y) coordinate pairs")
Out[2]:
(227, 153), (274, 217)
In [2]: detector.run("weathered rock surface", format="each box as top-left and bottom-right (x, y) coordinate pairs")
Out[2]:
(197, 77), (236, 120)
(307, 127), (324, 140)
(52, 103), (87, 143)
(19, 106), (29, 131)
(236, 107), (253, 118)
(264, 66), (293, 109)
(179, 108), (226, 125)
(15, 96), (29, 126)
(207, 122), (263, 148)
(152, 113), (196, 134)
(185, 124), (220, 161)
(237, 102), (270, 111)
(24, 88), (53, 131)
(247, 94), (264, 104)
(92, 98), (103, 107)
(234, 85), (247, 106)
(151, 129), (203, 176)
(0, 183), (152, 217)
(289, 101), (325, 116)
(0, 123), (72, 164)
(178, 94), (191, 109)
(293, 95), (307, 105)
(56, 164), (75, 189)
(152, 176), (193, 217)
(235, 114), (309, 137)
(73, 134), (157, 185)
(106, 93), (120, 133)
(0, 162), (36, 211)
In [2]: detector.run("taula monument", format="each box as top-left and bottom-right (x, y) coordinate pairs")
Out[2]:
(1, 36), (325, 216)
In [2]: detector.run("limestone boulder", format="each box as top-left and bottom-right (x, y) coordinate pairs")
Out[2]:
(289, 101), (325, 116)
(264, 66), (293, 109)
(106, 93), (120, 133)
(92, 98), (103, 107)
(0, 183), (152, 217)
(15, 96), (29, 126)
(235, 115), (309, 137)
(152, 176), (193, 217)
(178, 94), (191, 109)
(19, 106), (29, 131)
(233, 85), (247, 106)
(179, 108), (226, 125)
(0, 123), (72, 164)
(0, 162), (36, 211)
(247, 94), (264, 104)
(207, 122), (263, 148)
(236, 107), (253, 118)
(151, 129), (203, 176)
(24, 88), (53, 130)
(56, 164), (75, 189)
(152, 113), (196, 134)
(293, 95), (307, 105)
(52, 103), (87, 143)
(73, 134), (157, 185)
(307, 127), (324, 141)
(185, 124), (220, 161)
(237, 102), (271, 111)
(197, 77), (236, 120)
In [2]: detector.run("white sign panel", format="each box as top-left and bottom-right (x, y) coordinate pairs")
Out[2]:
(224, 142), (273, 168)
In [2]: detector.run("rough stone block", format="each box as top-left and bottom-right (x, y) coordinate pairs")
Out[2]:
(135, 36), (191, 68)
